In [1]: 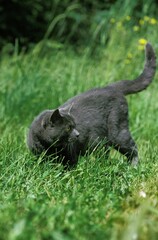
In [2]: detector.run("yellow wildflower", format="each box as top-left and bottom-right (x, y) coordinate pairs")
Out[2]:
(110, 18), (115, 24)
(138, 38), (147, 46)
(127, 53), (133, 59)
(149, 18), (157, 25)
(139, 19), (144, 25)
(116, 21), (123, 29)
(144, 16), (150, 22)
(138, 45), (145, 51)
(125, 52), (133, 64)
(133, 25), (140, 32)
(125, 16), (131, 21)
(125, 59), (131, 65)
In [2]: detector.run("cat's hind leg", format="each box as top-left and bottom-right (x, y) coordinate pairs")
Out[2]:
(112, 128), (138, 166)
(107, 99), (138, 166)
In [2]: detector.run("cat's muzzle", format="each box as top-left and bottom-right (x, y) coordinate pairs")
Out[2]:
(68, 129), (80, 142)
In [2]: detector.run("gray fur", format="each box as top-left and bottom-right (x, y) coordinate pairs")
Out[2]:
(27, 43), (156, 166)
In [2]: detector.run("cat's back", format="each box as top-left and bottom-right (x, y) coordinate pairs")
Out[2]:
(59, 85), (126, 131)
(61, 85), (123, 109)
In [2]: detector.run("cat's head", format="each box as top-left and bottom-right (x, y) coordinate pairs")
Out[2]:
(42, 109), (79, 144)
(28, 109), (79, 154)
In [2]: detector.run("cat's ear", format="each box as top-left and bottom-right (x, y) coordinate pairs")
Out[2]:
(60, 104), (73, 116)
(50, 109), (63, 126)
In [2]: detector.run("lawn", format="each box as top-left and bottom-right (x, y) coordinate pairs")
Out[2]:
(0, 15), (158, 240)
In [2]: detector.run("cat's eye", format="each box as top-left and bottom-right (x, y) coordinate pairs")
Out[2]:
(66, 126), (71, 132)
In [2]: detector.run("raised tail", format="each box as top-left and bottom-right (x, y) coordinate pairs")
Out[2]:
(110, 43), (156, 95)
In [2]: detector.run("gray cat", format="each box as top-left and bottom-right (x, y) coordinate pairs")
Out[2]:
(27, 43), (156, 167)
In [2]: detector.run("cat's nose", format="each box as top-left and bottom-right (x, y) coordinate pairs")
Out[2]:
(73, 129), (79, 137)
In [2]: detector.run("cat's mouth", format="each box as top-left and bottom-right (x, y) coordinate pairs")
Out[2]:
(68, 137), (77, 143)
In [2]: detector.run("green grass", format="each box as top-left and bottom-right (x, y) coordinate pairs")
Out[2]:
(0, 14), (158, 240)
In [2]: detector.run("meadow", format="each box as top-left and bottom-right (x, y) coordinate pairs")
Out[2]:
(0, 14), (158, 240)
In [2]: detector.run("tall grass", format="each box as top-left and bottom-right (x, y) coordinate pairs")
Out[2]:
(1, 0), (158, 52)
(0, 10), (158, 240)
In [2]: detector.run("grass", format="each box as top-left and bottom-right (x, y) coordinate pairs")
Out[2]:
(0, 13), (158, 240)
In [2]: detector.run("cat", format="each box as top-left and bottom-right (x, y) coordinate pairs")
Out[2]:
(27, 43), (156, 167)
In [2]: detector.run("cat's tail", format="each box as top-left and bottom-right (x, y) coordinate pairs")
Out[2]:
(110, 43), (156, 95)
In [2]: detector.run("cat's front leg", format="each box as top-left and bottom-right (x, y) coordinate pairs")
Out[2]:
(62, 148), (79, 168)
